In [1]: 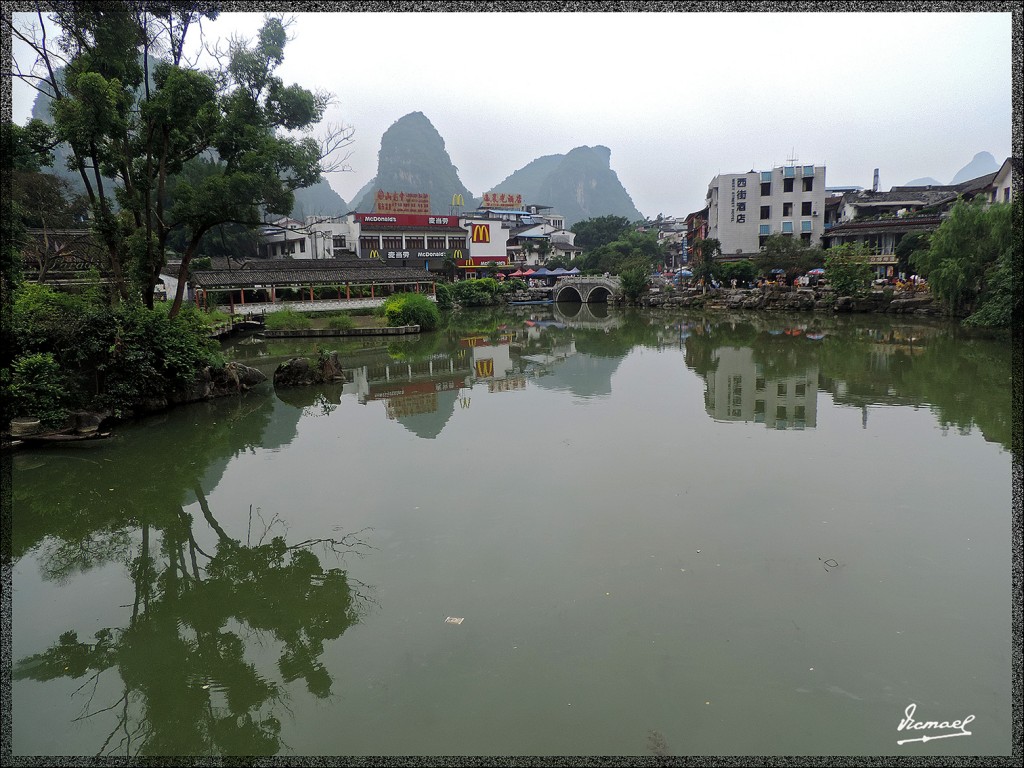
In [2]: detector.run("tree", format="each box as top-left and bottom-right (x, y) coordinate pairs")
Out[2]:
(823, 242), (874, 298)
(571, 215), (632, 250)
(912, 197), (1014, 317)
(6, 7), (353, 315)
(755, 234), (823, 281)
(618, 258), (650, 304)
(691, 237), (721, 281)
(893, 231), (929, 277)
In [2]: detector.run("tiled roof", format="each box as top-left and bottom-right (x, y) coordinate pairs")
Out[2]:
(824, 216), (944, 237)
(190, 265), (437, 289)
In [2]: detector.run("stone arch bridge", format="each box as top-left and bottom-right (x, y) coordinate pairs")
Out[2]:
(550, 275), (621, 303)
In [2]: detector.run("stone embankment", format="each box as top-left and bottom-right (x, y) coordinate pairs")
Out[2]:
(643, 286), (941, 316)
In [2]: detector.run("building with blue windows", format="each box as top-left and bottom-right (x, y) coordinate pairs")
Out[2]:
(706, 164), (827, 259)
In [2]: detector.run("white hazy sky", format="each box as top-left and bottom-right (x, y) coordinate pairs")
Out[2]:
(9, 8), (1013, 219)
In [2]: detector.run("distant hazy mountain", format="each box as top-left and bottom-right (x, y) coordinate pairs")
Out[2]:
(487, 146), (643, 228)
(291, 180), (348, 219)
(903, 151), (1001, 187)
(349, 112), (643, 226)
(949, 151), (999, 184)
(351, 112), (477, 213)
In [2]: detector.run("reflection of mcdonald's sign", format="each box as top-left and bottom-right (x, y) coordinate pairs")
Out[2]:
(475, 358), (494, 378)
(369, 250), (380, 259)
(452, 194), (464, 207)
(471, 224), (490, 243)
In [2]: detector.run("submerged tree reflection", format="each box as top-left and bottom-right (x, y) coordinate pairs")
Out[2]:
(15, 492), (374, 757)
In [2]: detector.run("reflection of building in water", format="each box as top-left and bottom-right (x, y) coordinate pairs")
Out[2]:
(349, 352), (471, 437)
(705, 346), (818, 429)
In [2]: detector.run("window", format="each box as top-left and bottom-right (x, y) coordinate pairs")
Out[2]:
(794, 404), (806, 421)
(428, 237), (447, 250)
(759, 224), (770, 235)
(382, 236), (403, 250)
(758, 235), (768, 248)
(405, 237), (424, 250)
(802, 165), (814, 177)
(776, 405), (788, 421)
(761, 205), (771, 220)
(800, 233), (812, 243)
(803, 177), (814, 192)
(333, 235), (347, 250)
(449, 237), (467, 250)
(299, 240), (305, 253)
(783, 166), (796, 178)
(795, 382), (806, 397)
(777, 382), (787, 396)
(802, 201), (813, 216)
(756, 376), (766, 391)
(761, 182), (771, 196)
(359, 236), (380, 254)
(783, 202), (793, 217)
(761, 171), (772, 182)
(801, 220), (812, 233)
(782, 221), (794, 234)
(783, 178), (794, 193)
(754, 399), (766, 423)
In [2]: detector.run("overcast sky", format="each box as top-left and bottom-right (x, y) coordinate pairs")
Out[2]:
(9, 8), (1013, 219)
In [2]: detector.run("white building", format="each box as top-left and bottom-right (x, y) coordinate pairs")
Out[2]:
(707, 164), (827, 258)
(989, 157), (1014, 205)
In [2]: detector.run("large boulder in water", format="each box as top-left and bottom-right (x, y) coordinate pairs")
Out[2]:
(273, 353), (347, 389)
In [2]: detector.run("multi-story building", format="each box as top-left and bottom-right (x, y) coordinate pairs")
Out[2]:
(256, 211), (510, 278)
(706, 164), (827, 259)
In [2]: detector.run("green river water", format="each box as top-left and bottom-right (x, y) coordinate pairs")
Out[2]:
(8, 305), (1014, 757)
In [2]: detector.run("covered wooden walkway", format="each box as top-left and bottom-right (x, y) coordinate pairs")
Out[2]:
(189, 261), (438, 314)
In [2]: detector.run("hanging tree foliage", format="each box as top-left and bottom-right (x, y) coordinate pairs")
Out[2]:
(6, 4), (353, 316)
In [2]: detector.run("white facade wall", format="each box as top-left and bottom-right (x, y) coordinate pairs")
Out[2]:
(708, 165), (827, 256)
(992, 160), (1013, 204)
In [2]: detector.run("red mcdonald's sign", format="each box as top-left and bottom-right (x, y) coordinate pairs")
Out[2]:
(471, 223), (491, 243)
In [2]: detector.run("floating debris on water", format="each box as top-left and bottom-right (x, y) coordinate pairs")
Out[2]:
(444, 617), (464, 625)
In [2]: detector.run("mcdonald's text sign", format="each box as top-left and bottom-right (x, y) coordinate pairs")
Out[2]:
(355, 213), (461, 228)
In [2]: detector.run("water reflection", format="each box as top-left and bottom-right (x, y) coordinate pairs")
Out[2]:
(12, 397), (374, 757)
(218, 307), (1013, 450)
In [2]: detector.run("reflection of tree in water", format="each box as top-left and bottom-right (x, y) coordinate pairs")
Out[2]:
(15, 497), (373, 757)
(681, 315), (1011, 450)
(12, 391), (374, 756)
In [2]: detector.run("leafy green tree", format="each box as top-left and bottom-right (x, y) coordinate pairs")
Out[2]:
(618, 258), (651, 303)
(755, 234), (823, 281)
(963, 197), (1020, 328)
(691, 237), (721, 281)
(911, 198), (1013, 316)
(893, 231), (929, 277)
(6, 7), (350, 315)
(716, 259), (759, 286)
(824, 242), (875, 298)
(571, 215), (632, 250)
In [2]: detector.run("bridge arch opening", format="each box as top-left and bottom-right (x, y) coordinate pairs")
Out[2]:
(553, 285), (584, 303)
(585, 286), (612, 304)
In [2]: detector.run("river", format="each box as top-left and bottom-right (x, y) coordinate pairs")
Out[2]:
(8, 304), (1014, 757)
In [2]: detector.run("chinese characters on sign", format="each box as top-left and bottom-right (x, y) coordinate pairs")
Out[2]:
(730, 177), (747, 224)
(482, 192), (523, 209)
(375, 190), (430, 214)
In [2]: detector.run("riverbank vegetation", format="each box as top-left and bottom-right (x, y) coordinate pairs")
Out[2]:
(3, 283), (224, 428)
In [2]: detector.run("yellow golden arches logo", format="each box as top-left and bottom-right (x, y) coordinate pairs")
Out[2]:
(453, 250), (463, 260)
(451, 194), (465, 207)
(471, 224), (490, 243)
(369, 249), (380, 259)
